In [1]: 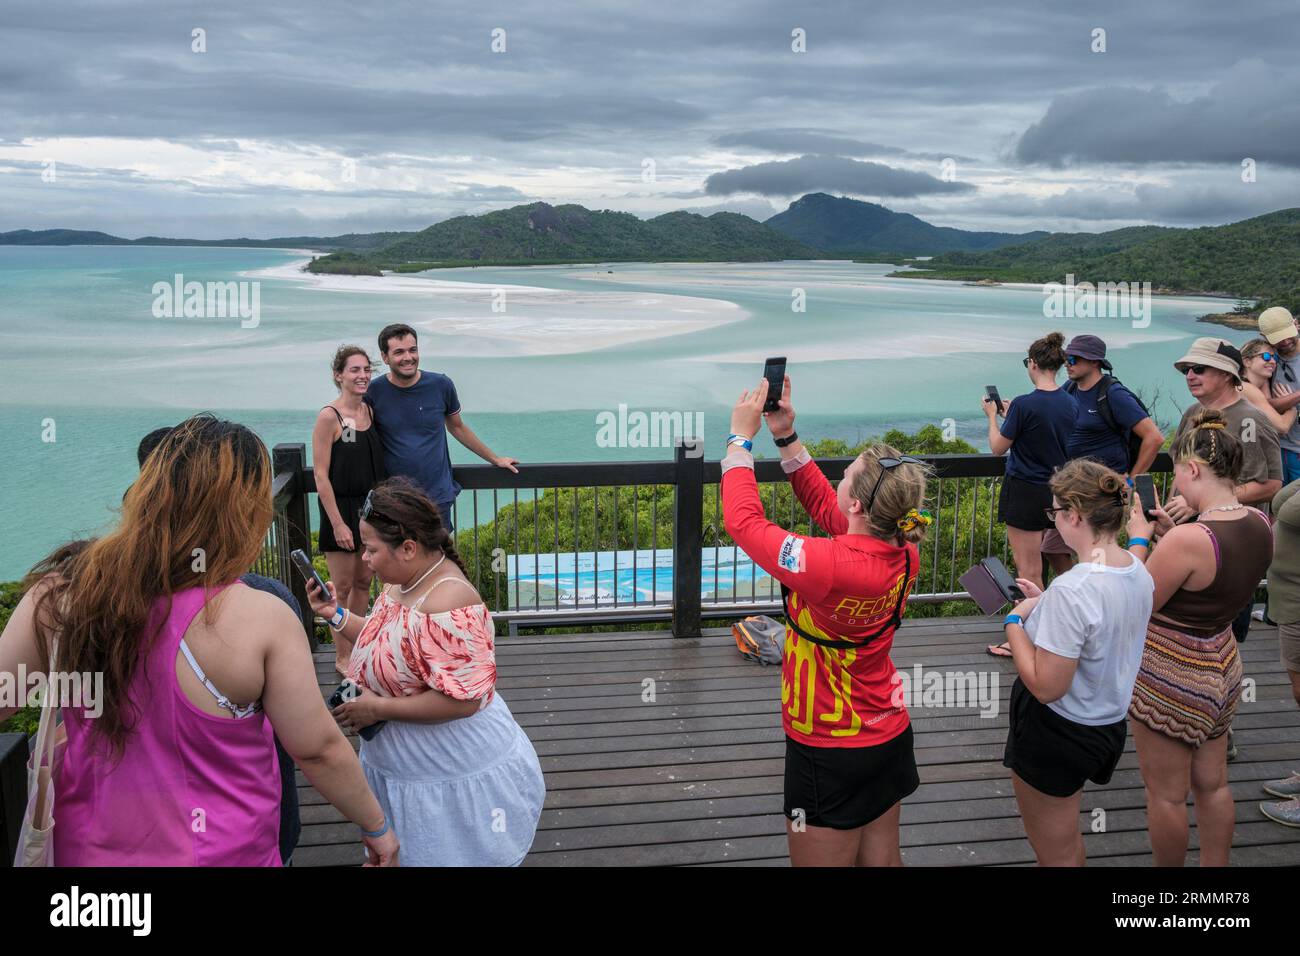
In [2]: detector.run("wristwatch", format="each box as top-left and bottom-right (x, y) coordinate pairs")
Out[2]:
(1003, 613), (1023, 628)
(773, 431), (799, 447)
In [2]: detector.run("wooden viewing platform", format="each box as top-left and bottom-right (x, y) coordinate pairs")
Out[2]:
(296, 615), (1300, 866)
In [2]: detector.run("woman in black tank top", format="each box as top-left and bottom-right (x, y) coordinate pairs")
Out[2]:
(312, 346), (388, 673)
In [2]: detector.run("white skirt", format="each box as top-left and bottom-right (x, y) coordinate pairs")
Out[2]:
(359, 693), (545, 866)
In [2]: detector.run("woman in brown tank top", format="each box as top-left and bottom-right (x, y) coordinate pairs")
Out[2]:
(1125, 407), (1272, 866)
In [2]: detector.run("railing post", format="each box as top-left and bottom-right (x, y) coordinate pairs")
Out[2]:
(0, 732), (28, 867)
(273, 443), (317, 651)
(672, 439), (704, 638)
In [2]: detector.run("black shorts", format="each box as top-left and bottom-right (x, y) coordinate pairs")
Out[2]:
(1002, 678), (1126, 798)
(998, 476), (1054, 532)
(783, 726), (920, 830)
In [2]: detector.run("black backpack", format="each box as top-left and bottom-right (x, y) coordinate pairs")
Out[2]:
(1065, 374), (1150, 472)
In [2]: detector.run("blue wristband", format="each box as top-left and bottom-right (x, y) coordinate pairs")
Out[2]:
(360, 818), (389, 839)
(726, 434), (754, 452)
(1003, 613), (1023, 628)
(1128, 537), (1150, 549)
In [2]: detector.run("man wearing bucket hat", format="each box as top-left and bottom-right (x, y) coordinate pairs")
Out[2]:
(1258, 307), (1300, 484)
(1062, 335), (1164, 478)
(1039, 335), (1164, 568)
(1164, 338), (1282, 523)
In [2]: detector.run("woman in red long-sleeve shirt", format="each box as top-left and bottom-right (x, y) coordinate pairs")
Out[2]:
(723, 376), (932, 866)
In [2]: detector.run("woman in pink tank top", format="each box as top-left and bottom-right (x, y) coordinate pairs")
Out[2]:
(55, 583), (282, 866)
(0, 415), (399, 866)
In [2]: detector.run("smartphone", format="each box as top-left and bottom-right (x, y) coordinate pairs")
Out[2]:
(984, 385), (1005, 415)
(762, 356), (786, 413)
(981, 556), (1025, 603)
(327, 679), (386, 740)
(1134, 473), (1157, 520)
(290, 548), (330, 597)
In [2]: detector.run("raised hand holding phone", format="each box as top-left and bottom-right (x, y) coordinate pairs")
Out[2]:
(764, 374), (795, 437)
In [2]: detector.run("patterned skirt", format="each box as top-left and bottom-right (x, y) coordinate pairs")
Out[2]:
(1128, 619), (1242, 747)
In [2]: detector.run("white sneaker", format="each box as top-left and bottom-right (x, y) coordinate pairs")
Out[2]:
(1251, 608), (1266, 622)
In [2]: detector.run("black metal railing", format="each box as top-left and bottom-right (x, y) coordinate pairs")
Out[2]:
(266, 441), (1174, 638)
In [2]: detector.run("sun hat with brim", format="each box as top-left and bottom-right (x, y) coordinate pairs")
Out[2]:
(1174, 338), (1244, 381)
(1259, 306), (1297, 345)
(1065, 334), (1113, 371)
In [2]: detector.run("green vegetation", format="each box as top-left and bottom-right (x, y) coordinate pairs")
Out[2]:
(305, 252), (384, 276)
(765, 193), (1048, 256)
(451, 424), (992, 630)
(891, 208), (1300, 315)
(0, 228), (415, 253)
(307, 202), (820, 273)
(0, 580), (38, 735)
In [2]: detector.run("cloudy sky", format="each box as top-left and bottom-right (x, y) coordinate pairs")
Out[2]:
(2, 0), (1297, 239)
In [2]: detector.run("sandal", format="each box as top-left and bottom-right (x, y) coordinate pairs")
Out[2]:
(986, 641), (1014, 658)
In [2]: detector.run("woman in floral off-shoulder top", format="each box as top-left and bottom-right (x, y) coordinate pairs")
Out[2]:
(306, 477), (545, 866)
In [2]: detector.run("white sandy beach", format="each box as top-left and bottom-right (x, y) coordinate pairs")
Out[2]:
(243, 258), (751, 355)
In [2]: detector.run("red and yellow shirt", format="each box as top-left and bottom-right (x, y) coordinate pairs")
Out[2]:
(722, 455), (916, 748)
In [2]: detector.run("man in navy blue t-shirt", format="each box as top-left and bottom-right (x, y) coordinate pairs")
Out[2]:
(364, 324), (518, 529)
(1061, 335), (1163, 476)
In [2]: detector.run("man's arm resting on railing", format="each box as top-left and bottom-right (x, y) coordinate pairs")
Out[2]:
(447, 410), (518, 473)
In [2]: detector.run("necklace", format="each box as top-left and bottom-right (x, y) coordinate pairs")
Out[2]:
(1199, 503), (1244, 518)
(399, 553), (446, 593)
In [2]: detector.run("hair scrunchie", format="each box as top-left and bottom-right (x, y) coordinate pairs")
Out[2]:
(1197, 421), (1227, 431)
(897, 508), (933, 532)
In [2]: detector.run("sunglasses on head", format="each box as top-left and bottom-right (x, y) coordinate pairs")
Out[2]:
(865, 456), (924, 514)
(360, 489), (401, 531)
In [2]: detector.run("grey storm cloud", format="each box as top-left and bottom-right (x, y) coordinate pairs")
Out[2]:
(715, 130), (977, 164)
(1015, 60), (1300, 168)
(704, 155), (974, 198)
(3, 0), (1300, 236)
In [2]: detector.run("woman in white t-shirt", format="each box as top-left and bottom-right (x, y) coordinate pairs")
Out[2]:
(1001, 459), (1155, 865)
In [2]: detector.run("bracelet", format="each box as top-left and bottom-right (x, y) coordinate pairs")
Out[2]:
(329, 607), (349, 630)
(726, 434), (754, 452)
(1003, 613), (1023, 628)
(360, 817), (389, 839)
(1128, 537), (1150, 549)
(773, 430), (798, 448)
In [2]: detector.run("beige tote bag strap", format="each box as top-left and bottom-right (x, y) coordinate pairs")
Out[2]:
(28, 639), (61, 803)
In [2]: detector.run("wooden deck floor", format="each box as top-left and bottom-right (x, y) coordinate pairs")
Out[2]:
(296, 615), (1300, 866)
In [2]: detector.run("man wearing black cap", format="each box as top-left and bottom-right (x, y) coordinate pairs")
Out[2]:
(1062, 334), (1164, 478)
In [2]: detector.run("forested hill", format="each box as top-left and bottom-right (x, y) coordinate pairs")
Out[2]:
(764, 192), (1048, 255)
(372, 202), (819, 264)
(896, 208), (1300, 314)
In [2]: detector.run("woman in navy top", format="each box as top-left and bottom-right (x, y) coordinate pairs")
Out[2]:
(983, 331), (1078, 656)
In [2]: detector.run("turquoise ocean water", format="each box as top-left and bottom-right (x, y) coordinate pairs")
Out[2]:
(0, 246), (1236, 581)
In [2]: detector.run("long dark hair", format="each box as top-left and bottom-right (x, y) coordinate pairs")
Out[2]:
(362, 477), (468, 575)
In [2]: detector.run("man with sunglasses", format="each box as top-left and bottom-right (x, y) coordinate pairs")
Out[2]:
(1259, 307), (1300, 484)
(1165, 338), (1282, 524)
(1163, 338), (1282, 652)
(1061, 335), (1163, 478)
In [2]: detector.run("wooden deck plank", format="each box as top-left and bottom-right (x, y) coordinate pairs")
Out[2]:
(295, 617), (1300, 866)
